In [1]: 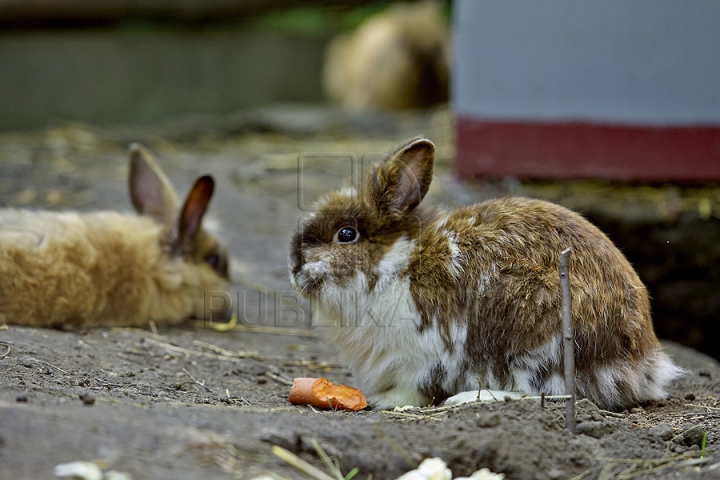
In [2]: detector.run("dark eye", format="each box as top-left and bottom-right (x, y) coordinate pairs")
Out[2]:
(206, 254), (220, 267)
(205, 252), (229, 278)
(335, 227), (358, 244)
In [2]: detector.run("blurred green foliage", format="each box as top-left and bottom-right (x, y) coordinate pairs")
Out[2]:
(248, 1), (451, 36)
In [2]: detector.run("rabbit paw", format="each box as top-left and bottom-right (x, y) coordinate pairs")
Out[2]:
(443, 390), (523, 406)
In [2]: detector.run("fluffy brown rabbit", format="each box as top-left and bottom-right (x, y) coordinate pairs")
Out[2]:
(0, 144), (230, 328)
(290, 137), (684, 410)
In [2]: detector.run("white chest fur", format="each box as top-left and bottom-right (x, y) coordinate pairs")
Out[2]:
(311, 236), (470, 408)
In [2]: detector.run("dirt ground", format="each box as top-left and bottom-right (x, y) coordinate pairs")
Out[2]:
(1, 109), (719, 480)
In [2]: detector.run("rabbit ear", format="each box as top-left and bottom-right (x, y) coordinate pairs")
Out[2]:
(128, 144), (180, 225)
(177, 175), (215, 243)
(370, 138), (435, 214)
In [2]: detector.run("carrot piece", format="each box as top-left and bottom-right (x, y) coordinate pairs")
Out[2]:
(288, 377), (368, 411)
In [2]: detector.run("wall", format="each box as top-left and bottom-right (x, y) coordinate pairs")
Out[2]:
(0, 28), (327, 130)
(453, 0), (720, 181)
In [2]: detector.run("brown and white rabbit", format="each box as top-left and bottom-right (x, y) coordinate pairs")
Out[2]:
(289, 137), (684, 410)
(0, 144), (230, 328)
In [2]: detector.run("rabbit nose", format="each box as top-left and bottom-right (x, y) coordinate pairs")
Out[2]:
(303, 261), (330, 279)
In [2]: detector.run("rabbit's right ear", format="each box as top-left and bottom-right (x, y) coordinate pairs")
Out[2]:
(177, 175), (215, 244)
(128, 143), (180, 225)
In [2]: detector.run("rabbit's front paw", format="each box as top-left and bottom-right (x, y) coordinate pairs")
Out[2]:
(368, 387), (432, 410)
(443, 390), (523, 406)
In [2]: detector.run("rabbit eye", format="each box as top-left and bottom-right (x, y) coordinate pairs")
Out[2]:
(335, 227), (358, 244)
(203, 250), (229, 279)
(205, 254), (220, 267)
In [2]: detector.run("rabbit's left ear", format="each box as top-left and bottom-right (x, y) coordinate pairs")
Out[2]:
(369, 138), (435, 215)
(177, 175), (215, 244)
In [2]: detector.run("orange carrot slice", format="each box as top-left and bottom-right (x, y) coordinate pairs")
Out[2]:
(289, 377), (368, 411)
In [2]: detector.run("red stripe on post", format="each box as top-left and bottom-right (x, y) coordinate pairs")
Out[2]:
(456, 118), (720, 182)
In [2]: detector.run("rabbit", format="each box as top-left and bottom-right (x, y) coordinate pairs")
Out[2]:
(289, 137), (685, 411)
(323, 0), (450, 111)
(0, 144), (230, 329)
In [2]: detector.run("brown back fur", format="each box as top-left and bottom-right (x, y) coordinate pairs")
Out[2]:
(409, 198), (659, 399)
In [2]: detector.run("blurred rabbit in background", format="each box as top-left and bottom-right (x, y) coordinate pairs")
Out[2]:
(323, 0), (450, 112)
(0, 144), (230, 329)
